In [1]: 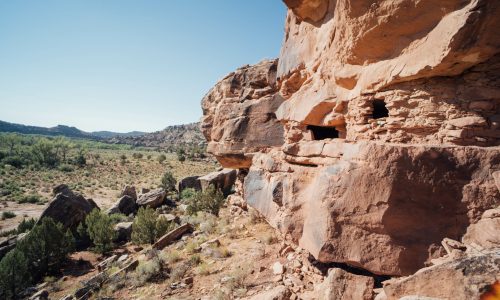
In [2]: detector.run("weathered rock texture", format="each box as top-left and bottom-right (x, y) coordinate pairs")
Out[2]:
(39, 185), (98, 230)
(201, 59), (285, 168)
(200, 0), (500, 281)
(382, 251), (500, 300)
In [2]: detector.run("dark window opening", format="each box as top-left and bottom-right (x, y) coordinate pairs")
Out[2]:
(372, 100), (389, 119)
(307, 125), (339, 140)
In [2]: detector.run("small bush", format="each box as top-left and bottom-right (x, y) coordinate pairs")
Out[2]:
(132, 153), (143, 159)
(1, 211), (16, 220)
(133, 257), (162, 286)
(197, 262), (211, 276)
(2, 156), (24, 168)
(169, 262), (189, 282)
(160, 249), (181, 264)
(180, 188), (196, 200)
(82, 209), (116, 254)
(185, 240), (200, 254)
(132, 207), (176, 245)
(58, 164), (74, 172)
(157, 154), (166, 164)
(18, 194), (42, 204)
(160, 171), (176, 194)
(186, 185), (225, 217)
(189, 254), (202, 266)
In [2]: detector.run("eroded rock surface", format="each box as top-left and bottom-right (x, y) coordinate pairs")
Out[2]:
(201, 59), (285, 168)
(382, 251), (500, 300)
(200, 0), (500, 280)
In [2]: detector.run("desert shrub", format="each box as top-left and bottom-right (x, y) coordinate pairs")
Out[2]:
(18, 194), (42, 204)
(189, 254), (202, 266)
(0, 249), (30, 300)
(81, 209), (116, 253)
(1, 211), (15, 220)
(132, 207), (175, 245)
(197, 262), (211, 276)
(2, 155), (24, 168)
(180, 188), (196, 200)
(185, 240), (200, 254)
(17, 218), (36, 233)
(169, 262), (189, 282)
(160, 171), (176, 194)
(261, 232), (276, 245)
(74, 148), (86, 166)
(157, 154), (166, 164)
(160, 249), (181, 264)
(16, 218), (74, 281)
(132, 153), (143, 159)
(133, 257), (163, 286)
(186, 185), (225, 216)
(58, 163), (74, 172)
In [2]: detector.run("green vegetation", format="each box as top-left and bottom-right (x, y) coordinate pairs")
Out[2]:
(0, 249), (30, 299)
(16, 218), (74, 279)
(80, 209), (117, 254)
(186, 185), (225, 216)
(131, 207), (176, 245)
(1, 211), (16, 220)
(157, 154), (166, 164)
(160, 170), (176, 194)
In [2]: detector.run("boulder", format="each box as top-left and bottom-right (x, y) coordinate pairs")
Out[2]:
(107, 195), (137, 216)
(462, 207), (500, 249)
(382, 251), (500, 300)
(39, 185), (98, 230)
(119, 185), (137, 201)
(114, 222), (133, 242)
(136, 188), (166, 208)
(158, 213), (179, 223)
(153, 223), (193, 250)
(198, 169), (237, 196)
(247, 285), (291, 300)
(177, 175), (201, 194)
(304, 268), (374, 300)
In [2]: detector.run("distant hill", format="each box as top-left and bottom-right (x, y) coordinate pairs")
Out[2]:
(0, 120), (205, 149)
(91, 131), (146, 139)
(0, 120), (97, 139)
(107, 123), (205, 148)
(0, 120), (145, 140)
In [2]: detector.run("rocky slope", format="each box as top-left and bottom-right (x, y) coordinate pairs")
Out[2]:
(202, 0), (500, 298)
(108, 123), (205, 149)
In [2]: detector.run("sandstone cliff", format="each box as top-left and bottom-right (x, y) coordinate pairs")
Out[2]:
(201, 0), (500, 296)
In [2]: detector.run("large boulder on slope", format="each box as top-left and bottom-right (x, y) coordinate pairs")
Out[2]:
(107, 195), (137, 216)
(136, 188), (166, 208)
(198, 169), (237, 196)
(39, 184), (98, 230)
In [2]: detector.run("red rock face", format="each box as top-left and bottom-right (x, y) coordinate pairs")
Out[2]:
(200, 0), (500, 277)
(201, 59), (285, 168)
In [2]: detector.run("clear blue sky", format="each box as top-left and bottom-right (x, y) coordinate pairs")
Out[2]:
(0, 0), (286, 132)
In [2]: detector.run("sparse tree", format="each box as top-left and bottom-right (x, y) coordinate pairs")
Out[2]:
(16, 217), (74, 281)
(160, 171), (176, 194)
(0, 249), (30, 300)
(132, 207), (175, 245)
(81, 209), (116, 254)
(186, 185), (225, 217)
